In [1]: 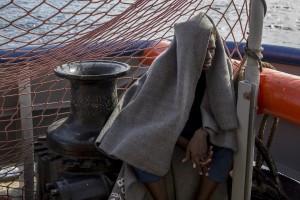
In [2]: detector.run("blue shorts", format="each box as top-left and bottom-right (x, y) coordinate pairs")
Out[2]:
(133, 145), (233, 183)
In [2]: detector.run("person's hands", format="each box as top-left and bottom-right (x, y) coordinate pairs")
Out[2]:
(199, 146), (213, 176)
(182, 128), (213, 176)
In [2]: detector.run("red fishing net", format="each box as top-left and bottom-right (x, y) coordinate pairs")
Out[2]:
(0, 0), (249, 198)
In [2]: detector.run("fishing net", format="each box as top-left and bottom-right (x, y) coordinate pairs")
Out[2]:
(0, 0), (250, 199)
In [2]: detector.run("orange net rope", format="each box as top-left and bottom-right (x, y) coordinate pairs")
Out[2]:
(0, 0), (249, 198)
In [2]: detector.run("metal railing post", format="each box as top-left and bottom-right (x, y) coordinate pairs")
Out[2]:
(231, 0), (266, 199)
(19, 78), (34, 200)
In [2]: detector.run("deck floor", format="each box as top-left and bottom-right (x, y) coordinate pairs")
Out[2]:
(0, 175), (299, 199)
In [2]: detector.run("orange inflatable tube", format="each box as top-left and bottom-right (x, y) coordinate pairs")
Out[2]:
(139, 40), (171, 65)
(141, 41), (300, 125)
(258, 68), (300, 125)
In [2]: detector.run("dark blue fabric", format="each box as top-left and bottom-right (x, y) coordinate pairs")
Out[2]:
(133, 145), (232, 183)
(208, 145), (233, 183)
(133, 167), (162, 183)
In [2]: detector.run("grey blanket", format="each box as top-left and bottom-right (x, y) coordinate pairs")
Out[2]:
(95, 13), (238, 199)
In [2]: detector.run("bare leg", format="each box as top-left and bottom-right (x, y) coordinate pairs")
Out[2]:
(195, 176), (219, 200)
(145, 178), (169, 200)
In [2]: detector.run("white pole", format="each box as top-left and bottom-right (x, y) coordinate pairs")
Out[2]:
(18, 78), (34, 200)
(231, 81), (252, 200)
(231, 0), (266, 199)
(245, 0), (265, 83)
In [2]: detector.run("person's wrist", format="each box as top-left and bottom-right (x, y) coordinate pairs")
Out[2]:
(195, 128), (207, 137)
(200, 127), (208, 137)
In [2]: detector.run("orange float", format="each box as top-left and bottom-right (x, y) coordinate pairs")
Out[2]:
(141, 44), (300, 125)
(258, 68), (300, 125)
(139, 40), (171, 65)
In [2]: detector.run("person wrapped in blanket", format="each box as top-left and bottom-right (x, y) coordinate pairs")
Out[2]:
(95, 13), (237, 200)
(134, 25), (233, 200)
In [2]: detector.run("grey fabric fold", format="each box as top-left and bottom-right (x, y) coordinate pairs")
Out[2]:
(95, 12), (238, 199)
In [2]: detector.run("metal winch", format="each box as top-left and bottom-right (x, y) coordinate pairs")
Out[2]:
(34, 60), (129, 200)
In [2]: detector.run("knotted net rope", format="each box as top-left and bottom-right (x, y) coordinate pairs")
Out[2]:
(0, 0), (250, 198)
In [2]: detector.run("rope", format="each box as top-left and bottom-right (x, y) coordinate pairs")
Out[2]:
(244, 43), (264, 72)
(259, 0), (267, 16)
(255, 114), (269, 168)
(266, 117), (279, 149)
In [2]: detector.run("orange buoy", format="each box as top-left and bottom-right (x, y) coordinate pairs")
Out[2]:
(141, 50), (300, 125)
(139, 40), (171, 66)
(258, 68), (300, 125)
(223, 60), (300, 125)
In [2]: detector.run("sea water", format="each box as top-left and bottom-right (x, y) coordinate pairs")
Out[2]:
(0, 0), (299, 49)
(263, 0), (300, 48)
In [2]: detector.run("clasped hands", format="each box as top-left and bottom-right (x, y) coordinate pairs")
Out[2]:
(181, 128), (213, 176)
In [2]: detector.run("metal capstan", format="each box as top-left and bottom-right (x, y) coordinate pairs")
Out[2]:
(34, 60), (129, 200)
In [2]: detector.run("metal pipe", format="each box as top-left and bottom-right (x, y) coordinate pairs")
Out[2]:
(18, 78), (34, 200)
(232, 0), (266, 199)
(231, 80), (252, 200)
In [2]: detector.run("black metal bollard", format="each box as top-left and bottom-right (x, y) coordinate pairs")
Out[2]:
(34, 60), (130, 200)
